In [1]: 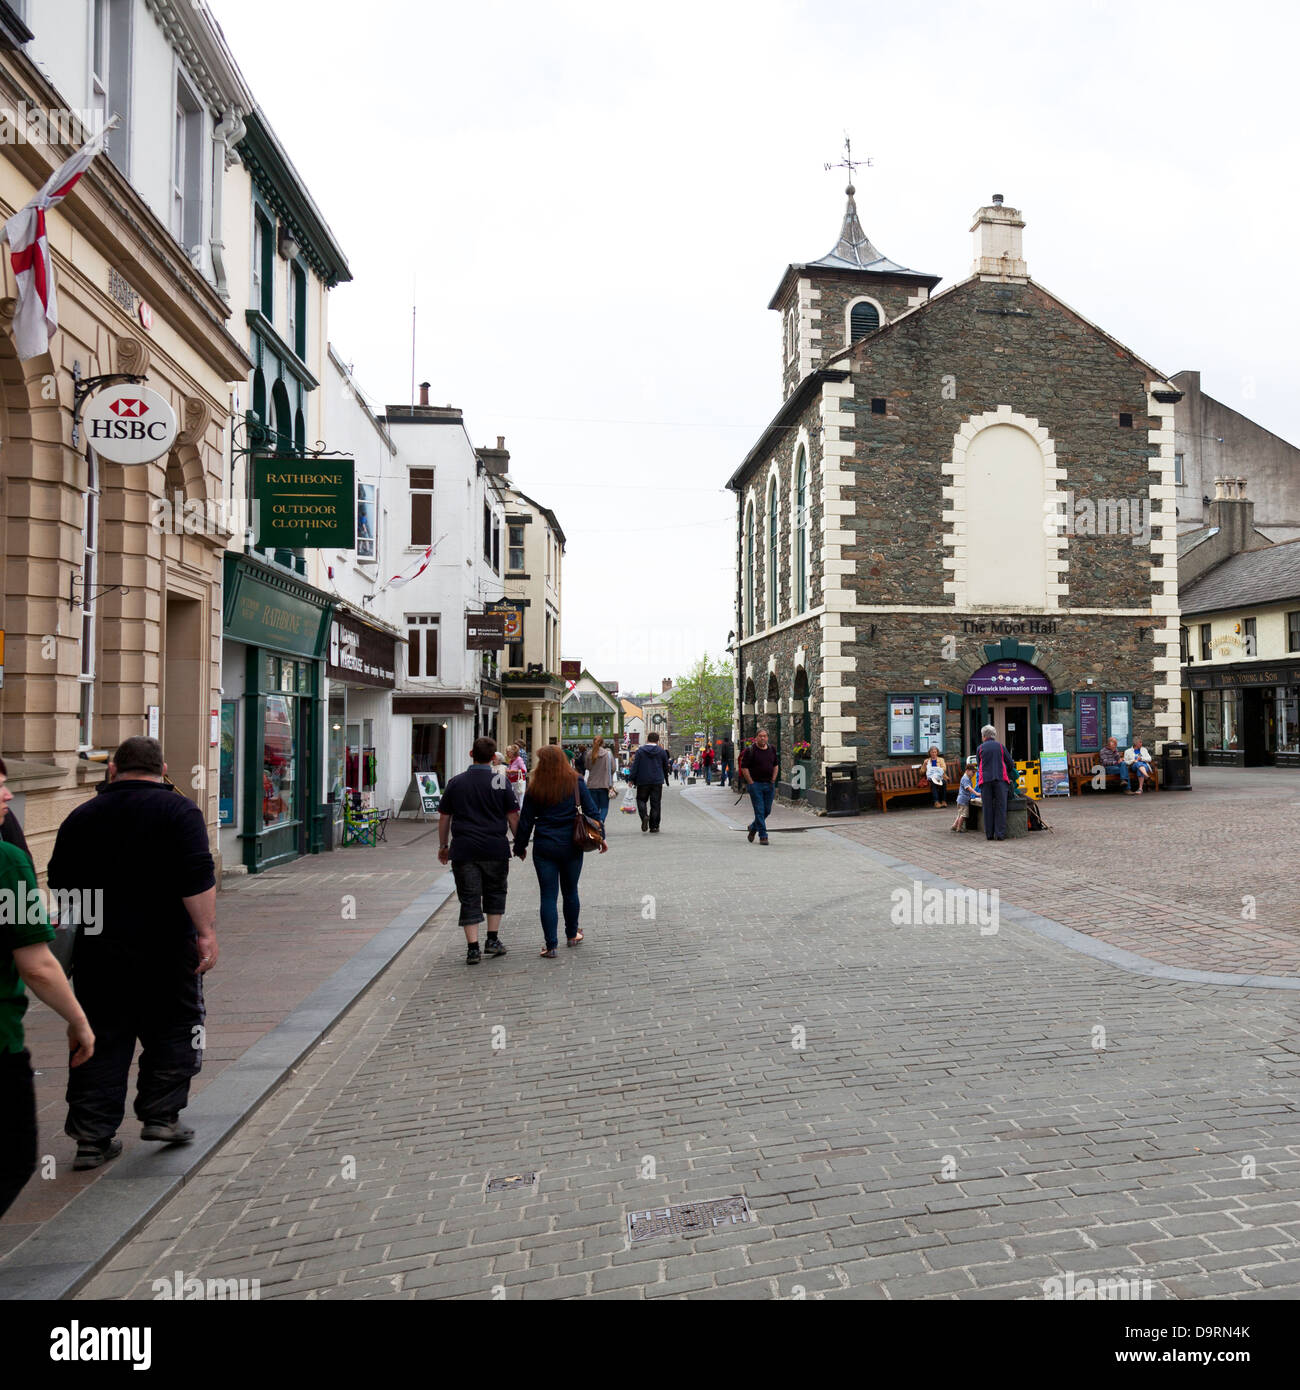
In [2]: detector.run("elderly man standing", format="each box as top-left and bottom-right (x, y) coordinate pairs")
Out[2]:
(48, 737), (217, 1170)
(976, 724), (1015, 842)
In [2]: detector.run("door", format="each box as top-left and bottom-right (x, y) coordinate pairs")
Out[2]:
(990, 699), (1029, 762)
(1242, 687), (1272, 766)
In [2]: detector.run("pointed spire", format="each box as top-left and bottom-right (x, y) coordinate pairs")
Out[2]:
(827, 184), (883, 268)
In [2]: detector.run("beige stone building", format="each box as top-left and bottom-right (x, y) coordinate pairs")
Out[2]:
(0, 6), (251, 873)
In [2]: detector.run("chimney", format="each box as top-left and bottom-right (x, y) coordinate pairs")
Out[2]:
(971, 196), (1028, 281)
(1207, 476), (1258, 555)
(478, 435), (511, 477)
(662, 678), (672, 693)
(418, 381), (430, 407)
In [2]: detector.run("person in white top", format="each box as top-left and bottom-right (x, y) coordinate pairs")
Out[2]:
(1121, 737), (1154, 795)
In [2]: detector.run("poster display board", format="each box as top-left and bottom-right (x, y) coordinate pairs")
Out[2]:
(889, 698), (915, 754)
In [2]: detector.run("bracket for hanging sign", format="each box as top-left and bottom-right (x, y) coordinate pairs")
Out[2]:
(70, 570), (129, 611)
(71, 362), (147, 449)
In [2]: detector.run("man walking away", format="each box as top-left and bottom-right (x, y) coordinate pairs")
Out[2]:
(438, 737), (521, 964)
(48, 737), (216, 1171)
(740, 728), (780, 845)
(702, 744), (715, 786)
(630, 732), (672, 833)
(976, 724), (1014, 841)
(0, 758), (95, 1216)
(718, 735), (735, 790)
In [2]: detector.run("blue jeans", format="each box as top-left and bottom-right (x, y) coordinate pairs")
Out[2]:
(591, 788), (610, 827)
(533, 852), (583, 949)
(720, 761), (733, 787)
(704, 766), (712, 785)
(748, 781), (775, 839)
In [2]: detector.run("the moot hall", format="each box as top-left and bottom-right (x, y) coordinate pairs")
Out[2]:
(728, 181), (1185, 810)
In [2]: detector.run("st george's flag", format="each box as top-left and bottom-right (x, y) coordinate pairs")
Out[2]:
(4, 122), (113, 360)
(388, 540), (434, 588)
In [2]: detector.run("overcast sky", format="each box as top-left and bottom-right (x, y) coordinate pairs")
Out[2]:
(211, 0), (1300, 694)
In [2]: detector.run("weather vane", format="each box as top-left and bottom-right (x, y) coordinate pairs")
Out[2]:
(825, 134), (871, 191)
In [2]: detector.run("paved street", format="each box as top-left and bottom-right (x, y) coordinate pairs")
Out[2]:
(78, 779), (1300, 1301)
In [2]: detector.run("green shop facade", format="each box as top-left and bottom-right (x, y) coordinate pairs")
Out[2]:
(220, 552), (335, 872)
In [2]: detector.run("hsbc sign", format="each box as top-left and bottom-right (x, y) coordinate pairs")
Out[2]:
(82, 384), (178, 464)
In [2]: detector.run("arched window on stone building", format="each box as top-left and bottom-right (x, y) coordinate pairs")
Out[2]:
(849, 300), (881, 342)
(794, 447), (808, 612)
(744, 500), (756, 636)
(766, 475), (778, 627)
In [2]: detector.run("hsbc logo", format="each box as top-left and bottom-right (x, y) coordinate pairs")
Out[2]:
(81, 384), (178, 464)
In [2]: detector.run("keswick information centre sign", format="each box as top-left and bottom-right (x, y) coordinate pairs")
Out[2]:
(253, 458), (355, 548)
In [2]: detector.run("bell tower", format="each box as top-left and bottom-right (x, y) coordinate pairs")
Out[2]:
(770, 145), (941, 400)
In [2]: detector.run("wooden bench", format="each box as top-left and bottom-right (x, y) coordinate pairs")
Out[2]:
(1067, 752), (1159, 796)
(874, 761), (963, 813)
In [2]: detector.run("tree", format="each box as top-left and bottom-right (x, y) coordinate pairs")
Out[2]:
(669, 653), (734, 742)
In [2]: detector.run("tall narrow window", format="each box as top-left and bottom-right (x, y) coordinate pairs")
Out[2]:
(744, 501), (755, 635)
(253, 210), (275, 319)
(172, 74), (203, 255)
(849, 300), (880, 342)
(492, 518), (501, 574)
(794, 447), (808, 613)
(91, 0), (109, 133)
(405, 614), (439, 677)
(409, 468), (434, 547)
(79, 451), (101, 750)
(1180, 625), (1189, 664)
(291, 264), (307, 358)
(1200, 623), (1212, 661)
(483, 502), (492, 562)
(508, 523), (525, 572)
(766, 476), (778, 627)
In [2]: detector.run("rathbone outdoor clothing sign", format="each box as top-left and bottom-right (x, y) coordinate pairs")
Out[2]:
(3, 123), (112, 360)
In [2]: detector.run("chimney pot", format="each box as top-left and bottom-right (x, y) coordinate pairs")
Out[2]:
(992, 193), (1004, 205)
(497, 436), (505, 450)
(418, 382), (430, 407)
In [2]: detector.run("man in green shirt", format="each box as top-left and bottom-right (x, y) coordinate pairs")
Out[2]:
(0, 760), (95, 1217)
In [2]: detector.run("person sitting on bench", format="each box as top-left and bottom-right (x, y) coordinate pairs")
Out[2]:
(1121, 737), (1153, 795)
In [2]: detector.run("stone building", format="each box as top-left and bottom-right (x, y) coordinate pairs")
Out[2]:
(1, 3), (251, 872)
(728, 188), (1184, 809)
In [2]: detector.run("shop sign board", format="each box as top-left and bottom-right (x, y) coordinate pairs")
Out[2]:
(328, 619), (396, 687)
(964, 660), (1053, 696)
(466, 612), (507, 650)
(488, 602), (524, 640)
(560, 660), (582, 680)
(252, 457), (355, 548)
(82, 384), (178, 464)
(224, 566), (328, 658)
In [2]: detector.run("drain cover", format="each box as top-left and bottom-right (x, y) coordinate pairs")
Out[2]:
(486, 1172), (537, 1192)
(627, 1196), (753, 1243)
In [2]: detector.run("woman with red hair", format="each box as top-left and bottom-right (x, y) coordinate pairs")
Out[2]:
(514, 745), (607, 957)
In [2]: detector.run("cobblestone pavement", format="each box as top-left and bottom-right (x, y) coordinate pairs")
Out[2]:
(78, 782), (1300, 1301)
(1, 820), (442, 1258)
(816, 767), (1300, 979)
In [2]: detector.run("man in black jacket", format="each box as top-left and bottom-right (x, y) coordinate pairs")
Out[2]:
(629, 733), (672, 833)
(48, 737), (217, 1170)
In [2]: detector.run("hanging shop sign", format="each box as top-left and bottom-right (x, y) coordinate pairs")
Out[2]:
(82, 384), (178, 464)
(560, 660), (582, 680)
(466, 612), (507, 650)
(252, 457), (356, 548)
(488, 601), (523, 641)
(327, 617), (396, 688)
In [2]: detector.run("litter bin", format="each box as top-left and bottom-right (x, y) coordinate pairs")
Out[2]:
(825, 763), (860, 817)
(1162, 741), (1192, 790)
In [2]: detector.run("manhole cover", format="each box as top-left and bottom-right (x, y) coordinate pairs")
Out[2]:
(486, 1172), (537, 1192)
(627, 1196), (753, 1243)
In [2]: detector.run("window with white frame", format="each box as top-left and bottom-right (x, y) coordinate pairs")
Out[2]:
(744, 500), (756, 635)
(91, 0), (109, 132)
(172, 73), (204, 256)
(79, 451), (101, 750)
(406, 614), (439, 678)
(409, 468), (434, 547)
(508, 523), (525, 572)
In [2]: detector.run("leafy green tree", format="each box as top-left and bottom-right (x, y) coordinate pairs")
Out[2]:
(669, 653), (734, 742)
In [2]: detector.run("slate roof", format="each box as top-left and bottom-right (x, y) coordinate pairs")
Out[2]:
(805, 187), (933, 278)
(1178, 527), (1217, 558)
(1179, 538), (1300, 614)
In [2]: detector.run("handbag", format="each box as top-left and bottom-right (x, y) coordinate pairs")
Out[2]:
(572, 787), (604, 852)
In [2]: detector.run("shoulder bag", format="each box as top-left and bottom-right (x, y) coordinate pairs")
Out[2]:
(572, 787), (604, 852)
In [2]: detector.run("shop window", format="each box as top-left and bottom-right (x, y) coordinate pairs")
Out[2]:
(406, 613), (439, 677)
(1277, 687), (1300, 755)
(1289, 610), (1300, 653)
(219, 700), (238, 826)
(262, 694), (297, 828)
(508, 524), (525, 572)
(1200, 623), (1212, 661)
(887, 693), (944, 756)
(409, 468), (434, 547)
(357, 482), (377, 559)
(1106, 693), (1133, 747)
(1204, 689), (1242, 752)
